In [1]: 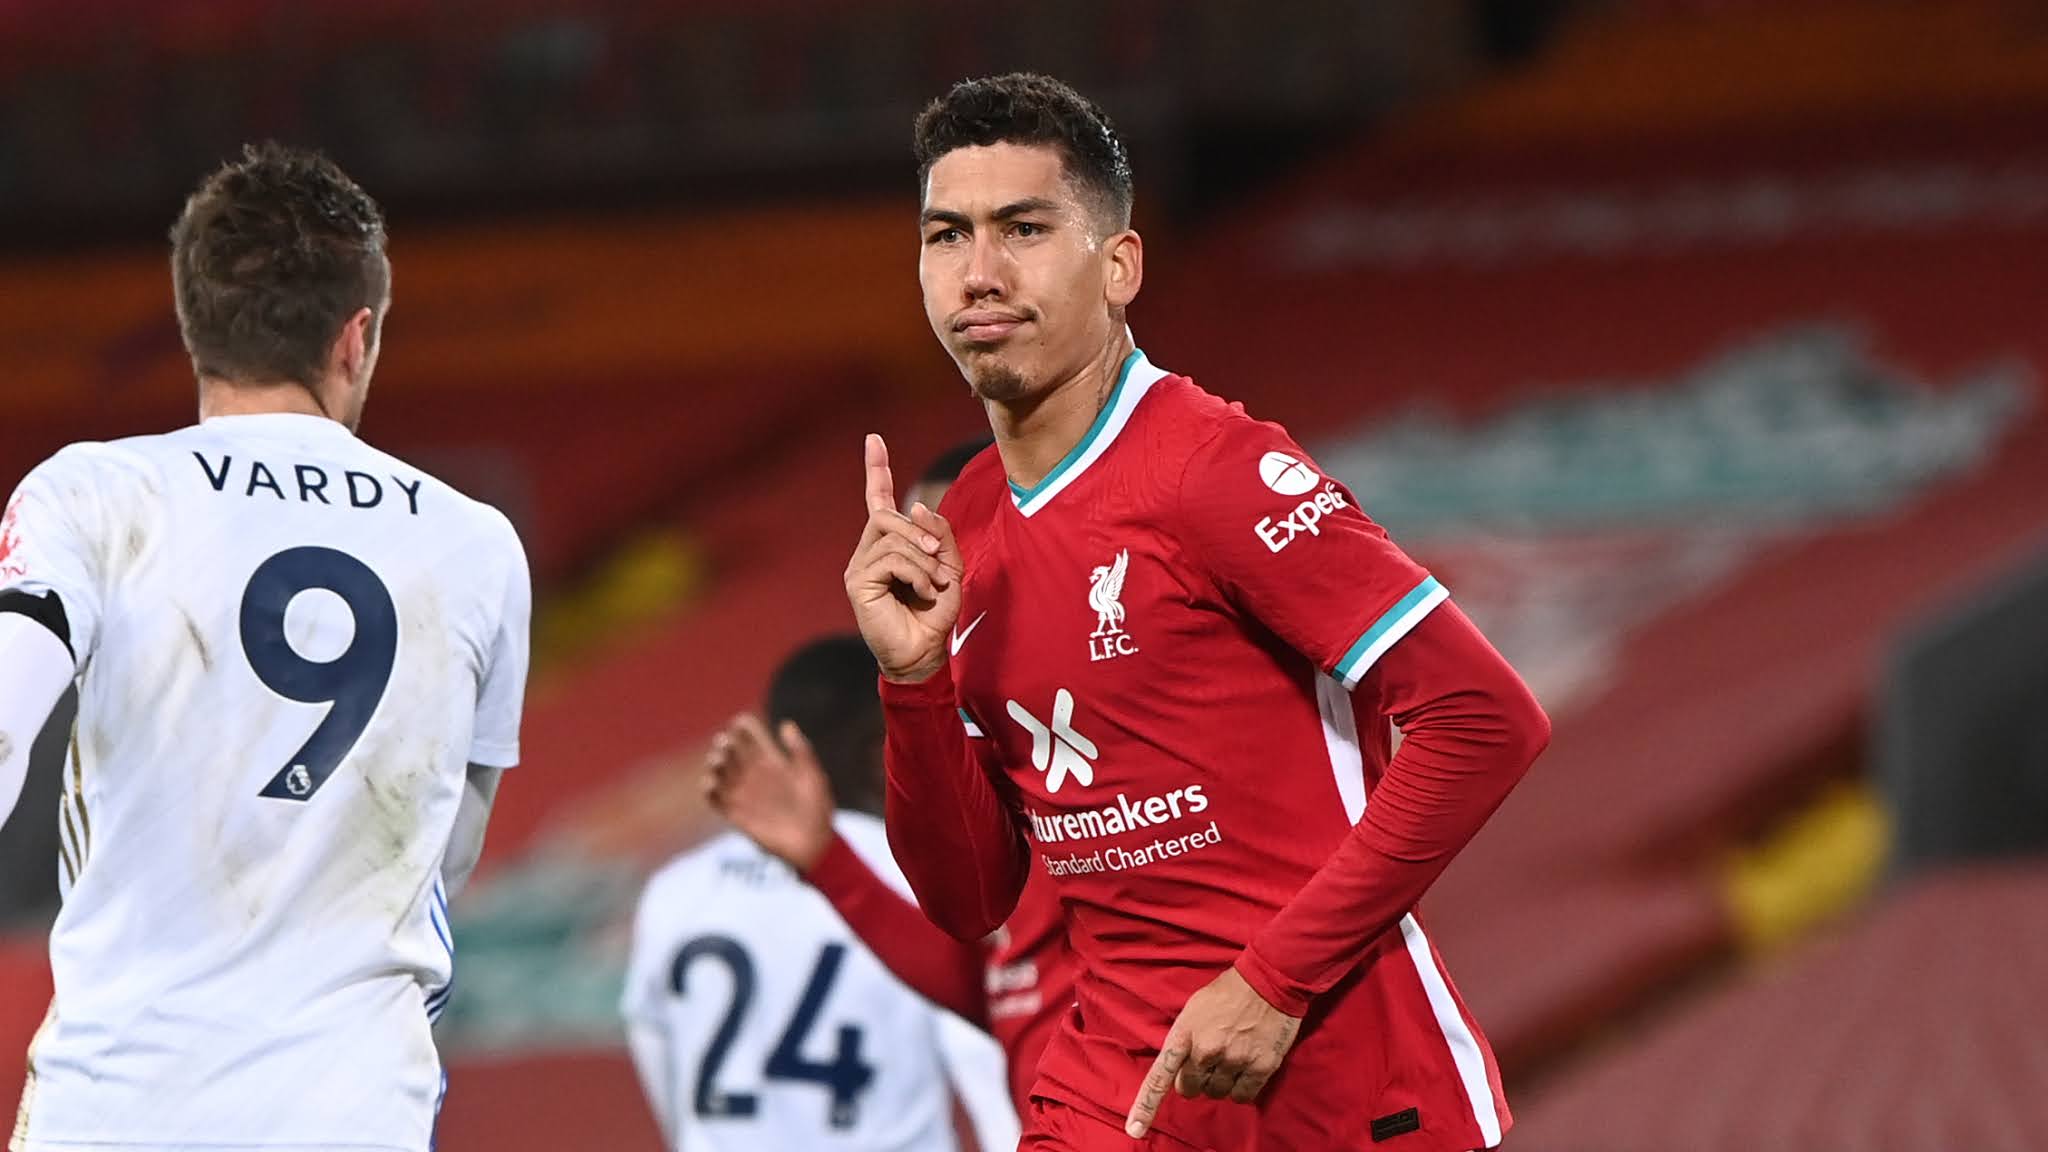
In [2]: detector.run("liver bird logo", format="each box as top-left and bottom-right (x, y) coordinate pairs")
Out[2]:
(1088, 550), (1130, 639)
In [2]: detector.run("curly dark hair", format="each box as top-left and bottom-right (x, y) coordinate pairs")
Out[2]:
(169, 142), (389, 389)
(914, 73), (1133, 232)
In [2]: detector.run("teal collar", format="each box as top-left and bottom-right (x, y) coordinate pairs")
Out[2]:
(1008, 348), (1166, 517)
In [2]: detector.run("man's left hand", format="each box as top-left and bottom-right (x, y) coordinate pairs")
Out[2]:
(1125, 966), (1302, 1138)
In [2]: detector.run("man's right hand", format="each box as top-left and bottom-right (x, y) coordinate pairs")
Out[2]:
(845, 434), (963, 683)
(704, 714), (835, 873)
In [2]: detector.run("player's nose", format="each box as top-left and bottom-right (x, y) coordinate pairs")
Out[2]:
(963, 232), (1006, 298)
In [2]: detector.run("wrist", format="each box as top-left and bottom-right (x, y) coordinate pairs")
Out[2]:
(783, 831), (831, 874)
(800, 831), (859, 889)
(879, 656), (948, 685)
(878, 663), (955, 701)
(1233, 947), (1313, 1019)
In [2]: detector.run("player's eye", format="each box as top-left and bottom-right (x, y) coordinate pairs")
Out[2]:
(1009, 221), (1046, 239)
(926, 227), (965, 246)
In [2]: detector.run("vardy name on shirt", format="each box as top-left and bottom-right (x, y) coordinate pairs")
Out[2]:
(192, 453), (423, 515)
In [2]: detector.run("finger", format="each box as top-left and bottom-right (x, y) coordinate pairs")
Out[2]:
(864, 434), (896, 515)
(849, 543), (938, 601)
(704, 733), (735, 778)
(853, 528), (946, 586)
(865, 505), (945, 558)
(1229, 1064), (1271, 1105)
(860, 552), (939, 603)
(1126, 1031), (1188, 1139)
(1201, 1063), (1241, 1100)
(907, 502), (964, 576)
(704, 753), (732, 804)
(778, 720), (820, 773)
(728, 713), (776, 767)
(868, 528), (954, 582)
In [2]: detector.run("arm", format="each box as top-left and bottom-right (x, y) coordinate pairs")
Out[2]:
(622, 1010), (677, 1148)
(1234, 603), (1549, 1012)
(454, 513), (528, 892)
(1130, 418), (1548, 1134)
(441, 763), (503, 900)
(881, 668), (1032, 942)
(808, 831), (992, 1023)
(0, 602), (76, 826)
(705, 713), (992, 1022)
(1173, 419), (1546, 996)
(843, 433), (1029, 942)
(0, 455), (110, 827)
(620, 885), (680, 1147)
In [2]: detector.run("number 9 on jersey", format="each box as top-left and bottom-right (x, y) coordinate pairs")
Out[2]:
(240, 546), (398, 802)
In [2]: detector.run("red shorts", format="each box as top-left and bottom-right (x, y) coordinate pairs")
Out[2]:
(1020, 1098), (1221, 1152)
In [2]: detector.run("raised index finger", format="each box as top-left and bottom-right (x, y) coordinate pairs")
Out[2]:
(1126, 1027), (1189, 1139)
(728, 713), (777, 767)
(864, 434), (896, 515)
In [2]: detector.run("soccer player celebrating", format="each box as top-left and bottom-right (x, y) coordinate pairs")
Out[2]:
(0, 144), (529, 1150)
(844, 75), (1550, 1152)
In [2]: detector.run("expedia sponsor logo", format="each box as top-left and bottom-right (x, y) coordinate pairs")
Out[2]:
(1254, 481), (1351, 553)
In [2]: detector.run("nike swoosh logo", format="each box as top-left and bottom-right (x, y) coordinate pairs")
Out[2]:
(950, 611), (989, 656)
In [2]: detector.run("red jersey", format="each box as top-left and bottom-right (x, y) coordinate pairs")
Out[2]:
(982, 868), (1075, 1108)
(881, 350), (1549, 1151)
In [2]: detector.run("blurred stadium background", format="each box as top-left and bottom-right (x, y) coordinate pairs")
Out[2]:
(1, 1), (2045, 1148)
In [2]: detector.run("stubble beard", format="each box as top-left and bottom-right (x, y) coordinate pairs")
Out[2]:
(968, 357), (1033, 404)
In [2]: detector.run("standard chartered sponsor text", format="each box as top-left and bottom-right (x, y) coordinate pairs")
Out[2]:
(1040, 822), (1225, 876)
(1027, 784), (1223, 875)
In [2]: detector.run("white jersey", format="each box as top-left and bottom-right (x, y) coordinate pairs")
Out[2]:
(0, 413), (530, 1152)
(622, 813), (1017, 1152)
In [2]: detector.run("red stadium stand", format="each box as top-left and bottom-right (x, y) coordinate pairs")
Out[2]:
(1512, 863), (2048, 1152)
(485, 387), (987, 862)
(0, 939), (49, 1130)
(440, 1049), (663, 1152)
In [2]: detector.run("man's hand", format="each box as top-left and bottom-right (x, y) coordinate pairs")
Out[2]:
(1125, 967), (1302, 1138)
(703, 714), (836, 873)
(845, 434), (963, 683)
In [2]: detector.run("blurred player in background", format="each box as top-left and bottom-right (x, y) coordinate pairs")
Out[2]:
(902, 437), (994, 520)
(626, 635), (1017, 1152)
(0, 143), (530, 1151)
(707, 438), (1076, 1116)
(846, 74), (1551, 1151)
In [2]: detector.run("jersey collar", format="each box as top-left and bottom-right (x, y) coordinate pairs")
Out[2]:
(198, 412), (356, 438)
(1008, 347), (1168, 518)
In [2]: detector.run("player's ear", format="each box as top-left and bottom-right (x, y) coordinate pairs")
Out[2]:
(1103, 228), (1142, 311)
(331, 307), (373, 382)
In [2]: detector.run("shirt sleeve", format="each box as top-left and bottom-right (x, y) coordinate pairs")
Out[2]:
(1234, 601), (1551, 1014)
(468, 512), (530, 769)
(805, 831), (991, 1024)
(881, 666), (1034, 942)
(620, 873), (680, 1143)
(0, 448), (113, 667)
(1176, 417), (1446, 689)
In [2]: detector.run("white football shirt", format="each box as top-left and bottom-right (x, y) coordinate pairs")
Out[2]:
(622, 812), (1017, 1152)
(1, 413), (530, 1152)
